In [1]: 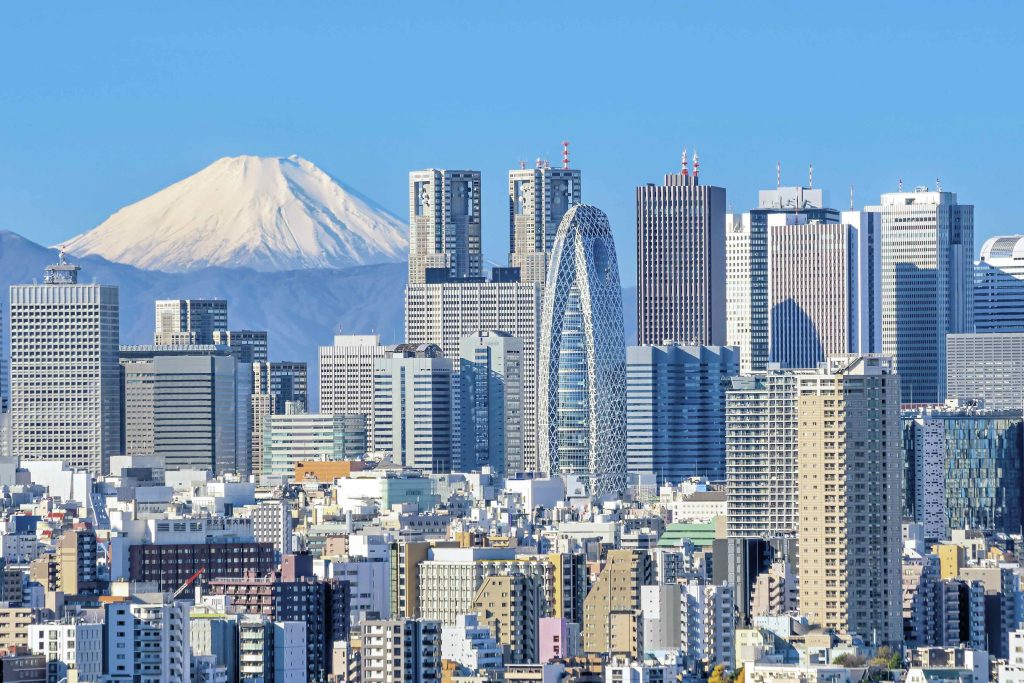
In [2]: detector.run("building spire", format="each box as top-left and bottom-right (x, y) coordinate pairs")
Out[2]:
(898, 178), (903, 192)
(562, 141), (570, 169)
(936, 177), (942, 192)
(692, 149), (699, 178)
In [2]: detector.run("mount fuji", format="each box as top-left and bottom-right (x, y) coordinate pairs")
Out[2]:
(61, 155), (408, 272)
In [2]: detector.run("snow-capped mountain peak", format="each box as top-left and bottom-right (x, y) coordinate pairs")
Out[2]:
(61, 155), (408, 272)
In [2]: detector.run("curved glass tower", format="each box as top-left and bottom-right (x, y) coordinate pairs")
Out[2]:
(538, 204), (627, 498)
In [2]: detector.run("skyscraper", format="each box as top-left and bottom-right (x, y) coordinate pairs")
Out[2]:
(373, 344), (453, 473)
(458, 330), (523, 475)
(797, 355), (902, 644)
(871, 186), (973, 404)
(767, 210), (881, 368)
(946, 333), (1024, 410)
(975, 235), (1024, 333)
(405, 280), (541, 472)
(212, 329), (268, 364)
(154, 299), (228, 345)
(726, 186), (840, 373)
(120, 345), (250, 474)
(318, 334), (388, 450)
(626, 344), (739, 483)
(725, 370), (800, 538)
(408, 169), (482, 284)
(9, 253), (120, 474)
(538, 204), (627, 498)
(636, 152), (726, 346)
(508, 159), (581, 285)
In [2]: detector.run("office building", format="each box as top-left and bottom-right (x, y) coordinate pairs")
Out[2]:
(128, 541), (276, 597)
(154, 299), (227, 345)
(904, 405), (1023, 537)
(626, 344), (738, 483)
(509, 160), (581, 285)
(0, 302), (6, 415)
(318, 334), (388, 451)
(946, 333), (1024, 410)
(120, 345), (250, 474)
(248, 500), (294, 558)
(189, 613), (238, 683)
(582, 550), (653, 658)
(797, 355), (902, 644)
(212, 329), (268, 364)
(727, 186), (840, 373)
(405, 279), (541, 472)
(767, 210), (881, 368)
(725, 370), (800, 538)
(360, 618), (442, 683)
(373, 344), (453, 473)
(871, 186), (973, 404)
(458, 330), (523, 475)
(636, 154), (727, 346)
(408, 169), (482, 284)
(975, 235), (1024, 332)
(9, 254), (120, 474)
(263, 412), (367, 480)
(538, 205), (628, 497)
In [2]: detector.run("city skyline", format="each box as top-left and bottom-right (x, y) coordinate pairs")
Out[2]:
(2, 3), (1022, 284)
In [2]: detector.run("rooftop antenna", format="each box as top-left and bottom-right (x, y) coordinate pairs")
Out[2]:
(898, 178), (903, 192)
(562, 141), (570, 169)
(693, 149), (699, 178)
(519, 160), (526, 170)
(535, 157), (542, 169)
(777, 161), (781, 188)
(808, 163), (813, 189)
(681, 148), (689, 176)
(849, 184), (854, 210)
(936, 177), (942, 192)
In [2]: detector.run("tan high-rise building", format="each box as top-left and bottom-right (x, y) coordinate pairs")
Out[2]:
(508, 163), (581, 285)
(582, 550), (653, 657)
(796, 355), (902, 644)
(472, 573), (540, 664)
(408, 169), (482, 284)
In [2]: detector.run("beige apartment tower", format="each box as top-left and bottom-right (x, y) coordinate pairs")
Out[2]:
(796, 355), (902, 644)
(582, 550), (653, 658)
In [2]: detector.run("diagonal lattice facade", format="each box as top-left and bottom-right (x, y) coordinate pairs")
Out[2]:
(538, 205), (627, 498)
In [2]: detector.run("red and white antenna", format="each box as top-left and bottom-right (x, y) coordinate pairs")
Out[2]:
(898, 178), (903, 192)
(809, 163), (813, 189)
(681, 148), (689, 176)
(777, 161), (781, 188)
(693, 149), (700, 178)
(562, 141), (570, 169)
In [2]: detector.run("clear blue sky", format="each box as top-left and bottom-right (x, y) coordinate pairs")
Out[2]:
(2, 2), (1021, 282)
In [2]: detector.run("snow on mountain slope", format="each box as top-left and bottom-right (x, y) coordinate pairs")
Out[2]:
(61, 155), (408, 272)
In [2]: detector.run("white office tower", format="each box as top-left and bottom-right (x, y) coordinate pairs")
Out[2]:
(9, 253), (120, 475)
(459, 331), (524, 475)
(725, 370), (799, 538)
(679, 581), (735, 670)
(408, 169), (482, 284)
(262, 412), (367, 480)
(361, 618), (442, 683)
(797, 355), (902, 645)
(870, 186), (973, 404)
(154, 299), (227, 345)
(509, 159), (581, 285)
(726, 186), (839, 374)
(120, 345), (250, 474)
(976, 235), (1024, 332)
(538, 205), (627, 498)
(373, 344), (453, 473)
(636, 153), (727, 347)
(318, 334), (388, 451)
(405, 280), (541, 471)
(767, 210), (881, 368)
(103, 596), (191, 683)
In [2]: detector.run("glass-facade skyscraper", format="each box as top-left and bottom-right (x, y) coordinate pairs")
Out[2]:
(538, 205), (627, 498)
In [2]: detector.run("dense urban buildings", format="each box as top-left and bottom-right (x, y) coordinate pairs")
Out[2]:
(626, 344), (738, 483)
(9, 255), (121, 474)
(636, 153), (727, 347)
(872, 187), (974, 404)
(538, 205), (628, 498)
(3, 157), (1019, 683)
